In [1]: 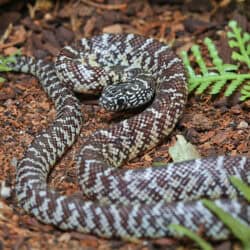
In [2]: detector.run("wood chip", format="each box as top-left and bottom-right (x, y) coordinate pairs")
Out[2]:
(102, 24), (123, 34)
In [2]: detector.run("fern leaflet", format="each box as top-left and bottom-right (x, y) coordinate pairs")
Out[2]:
(227, 20), (250, 68)
(182, 20), (250, 100)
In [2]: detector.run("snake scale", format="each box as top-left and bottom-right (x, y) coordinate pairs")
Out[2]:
(6, 34), (250, 240)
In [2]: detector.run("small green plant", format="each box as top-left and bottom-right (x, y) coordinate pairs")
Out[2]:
(230, 176), (250, 202)
(203, 199), (250, 250)
(228, 20), (250, 68)
(169, 224), (213, 250)
(0, 50), (20, 83)
(182, 20), (250, 100)
(169, 177), (250, 250)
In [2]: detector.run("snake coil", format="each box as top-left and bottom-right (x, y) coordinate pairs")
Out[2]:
(7, 34), (250, 239)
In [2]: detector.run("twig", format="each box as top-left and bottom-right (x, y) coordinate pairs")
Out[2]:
(0, 23), (13, 44)
(81, 0), (127, 11)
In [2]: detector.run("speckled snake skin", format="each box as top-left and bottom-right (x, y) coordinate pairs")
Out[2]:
(8, 34), (250, 240)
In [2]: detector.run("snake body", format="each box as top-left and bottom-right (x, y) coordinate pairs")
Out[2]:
(8, 34), (250, 239)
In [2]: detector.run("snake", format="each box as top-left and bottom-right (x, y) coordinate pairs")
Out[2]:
(5, 33), (250, 240)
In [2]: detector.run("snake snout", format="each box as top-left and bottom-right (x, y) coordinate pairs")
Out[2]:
(99, 85), (126, 112)
(99, 79), (155, 112)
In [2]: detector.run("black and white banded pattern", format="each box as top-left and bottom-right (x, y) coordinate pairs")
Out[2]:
(6, 34), (250, 240)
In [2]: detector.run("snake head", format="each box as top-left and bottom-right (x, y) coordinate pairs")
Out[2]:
(99, 76), (155, 112)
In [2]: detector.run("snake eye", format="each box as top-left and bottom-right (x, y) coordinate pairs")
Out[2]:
(117, 98), (124, 107)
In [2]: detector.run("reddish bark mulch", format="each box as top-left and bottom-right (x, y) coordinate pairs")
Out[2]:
(0, 1), (250, 249)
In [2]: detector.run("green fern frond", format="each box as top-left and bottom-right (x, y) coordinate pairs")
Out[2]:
(227, 20), (250, 68)
(182, 20), (250, 100)
(241, 81), (250, 101)
(224, 78), (242, 96)
(191, 44), (209, 75)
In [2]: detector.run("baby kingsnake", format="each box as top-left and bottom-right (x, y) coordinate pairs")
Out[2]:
(7, 34), (250, 239)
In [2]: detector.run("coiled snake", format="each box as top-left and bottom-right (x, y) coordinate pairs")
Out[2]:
(6, 34), (250, 240)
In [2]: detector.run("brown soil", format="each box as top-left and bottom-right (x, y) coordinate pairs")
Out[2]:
(0, 1), (250, 249)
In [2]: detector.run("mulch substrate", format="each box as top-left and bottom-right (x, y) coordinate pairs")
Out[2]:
(0, 0), (250, 249)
